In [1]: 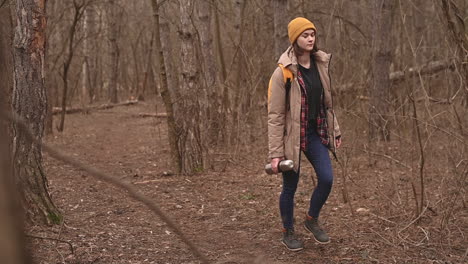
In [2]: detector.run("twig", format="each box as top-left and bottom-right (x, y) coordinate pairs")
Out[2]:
(2, 111), (210, 264)
(399, 204), (428, 233)
(26, 234), (74, 254)
(370, 228), (397, 248)
(369, 212), (397, 225)
(360, 148), (411, 169)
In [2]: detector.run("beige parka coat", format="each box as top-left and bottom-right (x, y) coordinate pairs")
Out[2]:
(268, 47), (341, 172)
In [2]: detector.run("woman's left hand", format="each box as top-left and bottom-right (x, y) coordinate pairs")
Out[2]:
(336, 137), (342, 149)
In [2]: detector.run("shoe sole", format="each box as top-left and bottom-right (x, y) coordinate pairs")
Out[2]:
(280, 240), (304, 252)
(304, 224), (331, 244)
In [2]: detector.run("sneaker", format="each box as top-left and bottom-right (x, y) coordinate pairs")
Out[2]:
(304, 215), (330, 244)
(281, 228), (304, 251)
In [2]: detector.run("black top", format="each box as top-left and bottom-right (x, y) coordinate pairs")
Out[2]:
(298, 55), (323, 126)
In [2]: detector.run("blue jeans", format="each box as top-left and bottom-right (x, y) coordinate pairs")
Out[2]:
(279, 129), (333, 229)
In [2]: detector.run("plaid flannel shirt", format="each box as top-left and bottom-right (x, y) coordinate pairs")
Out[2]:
(297, 70), (329, 151)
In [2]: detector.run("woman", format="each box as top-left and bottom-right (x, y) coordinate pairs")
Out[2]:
(267, 17), (342, 251)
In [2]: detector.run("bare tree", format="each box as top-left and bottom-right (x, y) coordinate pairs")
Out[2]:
(108, 0), (120, 103)
(440, 0), (468, 105)
(230, 0), (247, 146)
(273, 0), (289, 58)
(58, 0), (87, 132)
(369, 0), (396, 141)
(12, 0), (61, 224)
(150, 0), (182, 173)
(81, 2), (95, 105)
(213, 0), (229, 143)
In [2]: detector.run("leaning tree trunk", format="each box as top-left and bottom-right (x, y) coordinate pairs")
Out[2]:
(179, 0), (205, 173)
(12, 0), (61, 225)
(0, 4), (30, 263)
(369, 0), (396, 141)
(150, 0), (182, 173)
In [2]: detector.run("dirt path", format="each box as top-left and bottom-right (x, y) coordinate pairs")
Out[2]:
(29, 102), (465, 264)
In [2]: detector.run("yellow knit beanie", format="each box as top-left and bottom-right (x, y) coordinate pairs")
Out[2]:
(288, 17), (316, 44)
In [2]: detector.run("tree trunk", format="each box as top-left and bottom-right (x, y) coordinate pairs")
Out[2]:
(0, 4), (13, 109)
(81, 4), (94, 105)
(212, 1), (230, 145)
(196, 0), (219, 149)
(0, 6), (29, 256)
(150, 0), (182, 173)
(108, 0), (119, 103)
(12, 0), (61, 224)
(58, 1), (84, 132)
(273, 0), (289, 59)
(178, 0), (205, 173)
(369, 0), (396, 141)
(213, 0), (227, 83)
(231, 0), (247, 147)
(440, 0), (468, 106)
(141, 30), (154, 100)
(159, 18), (180, 101)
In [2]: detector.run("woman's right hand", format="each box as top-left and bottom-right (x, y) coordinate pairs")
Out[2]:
(271, 157), (284, 174)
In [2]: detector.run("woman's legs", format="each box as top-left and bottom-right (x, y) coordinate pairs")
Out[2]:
(279, 169), (299, 229)
(304, 130), (333, 218)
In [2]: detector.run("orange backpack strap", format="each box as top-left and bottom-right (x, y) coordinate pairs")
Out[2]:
(278, 63), (293, 84)
(268, 64), (293, 109)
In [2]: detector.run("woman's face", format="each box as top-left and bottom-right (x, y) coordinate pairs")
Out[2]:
(296, 29), (316, 52)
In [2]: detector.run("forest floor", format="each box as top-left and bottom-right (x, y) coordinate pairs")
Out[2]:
(28, 101), (466, 264)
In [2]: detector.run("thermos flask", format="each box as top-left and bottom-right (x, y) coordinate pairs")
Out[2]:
(265, 160), (294, 174)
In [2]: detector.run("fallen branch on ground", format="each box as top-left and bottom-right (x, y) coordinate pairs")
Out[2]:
(337, 59), (458, 92)
(133, 112), (168, 118)
(52, 100), (139, 115)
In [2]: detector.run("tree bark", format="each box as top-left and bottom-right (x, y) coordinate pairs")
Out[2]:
(178, 0), (205, 173)
(0, 3), (13, 109)
(369, 0), (396, 141)
(150, 0), (182, 173)
(12, 0), (61, 225)
(0, 4), (30, 263)
(158, 19), (180, 101)
(196, 0), (219, 147)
